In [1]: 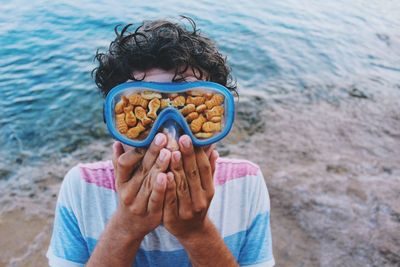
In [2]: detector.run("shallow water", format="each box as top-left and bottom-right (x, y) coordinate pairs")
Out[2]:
(1, 0), (399, 167)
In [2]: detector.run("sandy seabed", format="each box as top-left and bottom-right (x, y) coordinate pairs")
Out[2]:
(0, 87), (399, 267)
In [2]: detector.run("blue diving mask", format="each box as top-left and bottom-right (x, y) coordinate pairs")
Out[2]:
(104, 81), (235, 147)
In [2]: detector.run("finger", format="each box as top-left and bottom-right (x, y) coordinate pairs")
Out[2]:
(170, 151), (184, 174)
(142, 133), (167, 173)
(116, 146), (145, 186)
(148, 173), (167, 213)
(204, 143), (216, 159)
(179, 135), (205, 211)
(170, 151), (192, 217)
(163, 172), (178, 225)
(130, 176), (152, 215)
(112, 141), (124, 171)
(150, 148), (172, 173)
(164, 172), (177, 211)
(195, 147), (213, 193)
(125, 147), (170, 201)
(210, 150), (219, 176)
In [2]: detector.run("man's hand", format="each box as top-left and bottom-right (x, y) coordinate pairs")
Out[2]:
(163, 135), (218, 240)
(162, 135), (238, 267)
(87, 133), (172, 267)
(112, 133), (172, 240)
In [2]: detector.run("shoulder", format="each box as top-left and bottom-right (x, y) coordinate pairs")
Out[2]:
(213, 157), (270, 213)
(214, 157), (263, 186)
(58, 160), (116, 205)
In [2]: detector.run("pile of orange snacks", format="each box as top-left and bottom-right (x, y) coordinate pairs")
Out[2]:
(114, 90), (225, 140)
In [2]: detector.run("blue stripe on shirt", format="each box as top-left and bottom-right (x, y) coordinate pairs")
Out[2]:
(51, 205), (89, 264)
(239, 211), (273, 265)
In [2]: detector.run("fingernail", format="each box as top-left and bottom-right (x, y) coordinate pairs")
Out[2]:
(155, 133), (165, 146)
(172, 151), (181, 162)
(159, 149), (168, 161)
(157, 174), (166, 186)
(181, 135), (191, 148)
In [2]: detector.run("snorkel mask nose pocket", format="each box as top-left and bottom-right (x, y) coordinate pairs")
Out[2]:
(104, 81), (235, 147)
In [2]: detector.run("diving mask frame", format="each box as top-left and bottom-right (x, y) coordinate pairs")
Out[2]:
(103, 81), (235, 147)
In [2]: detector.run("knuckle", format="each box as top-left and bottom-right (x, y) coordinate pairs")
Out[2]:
(177, 179), (188, 193)
(149, 195), (162, 207)
(188, 169), (199, 180)
(121, 190), (133, 206)
(130, 205), (145, 216)
(139, 163), (149, 175)
(181, 210), (194, 220)
(143, 178), (152, 192)
(117, 156), (129, 169)
(163, 216), (173, 225)
(167, 197), (176, 206)
(193, 199), (207, 213)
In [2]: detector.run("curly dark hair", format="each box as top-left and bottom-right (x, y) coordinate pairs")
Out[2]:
(92, 17), (237, 97)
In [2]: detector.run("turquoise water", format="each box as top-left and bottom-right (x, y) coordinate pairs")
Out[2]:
(1, 0), (399, 166)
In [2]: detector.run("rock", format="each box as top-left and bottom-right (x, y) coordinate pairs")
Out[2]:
(349, 88), (368, 99)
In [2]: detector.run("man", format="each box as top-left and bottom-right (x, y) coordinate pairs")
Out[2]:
(47, 18), (274, 267)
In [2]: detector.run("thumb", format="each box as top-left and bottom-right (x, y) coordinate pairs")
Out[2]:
(115, 146), (146, 186)
(112, 141), (124, 170)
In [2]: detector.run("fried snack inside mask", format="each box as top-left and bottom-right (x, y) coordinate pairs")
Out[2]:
(126, 122), (146, 139)
(205, 94), (224, 109)
(190, 114), (206, 133)
(114, 90), (226, 141)
(129, 94), (148, 108)
(116, 113), (128, 134)
(135, 106), (153, 126)
(115, 96), (129, 114)
(147, 98), (160, 120)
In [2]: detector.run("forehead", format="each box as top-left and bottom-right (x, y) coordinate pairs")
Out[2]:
(131, 68), (203, 83)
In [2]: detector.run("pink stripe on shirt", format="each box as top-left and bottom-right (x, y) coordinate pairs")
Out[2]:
(214, 158), (260, 186)
(77, 157), (260, 190)
(78, 161), (116, 191)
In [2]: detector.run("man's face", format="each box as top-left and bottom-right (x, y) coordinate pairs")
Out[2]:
(121, 68), (201, 152)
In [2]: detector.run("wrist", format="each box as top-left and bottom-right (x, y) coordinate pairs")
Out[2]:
(87, 209), (144, 266)
(177, 218), (238, 267)
(110, 208), (146, 243)
(177, 217), (216, 246)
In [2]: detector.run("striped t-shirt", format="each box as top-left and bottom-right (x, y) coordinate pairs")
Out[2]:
(47, 157), (275, 267)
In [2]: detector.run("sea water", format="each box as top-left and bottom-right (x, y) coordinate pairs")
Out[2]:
(0, 0), (399, 169)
